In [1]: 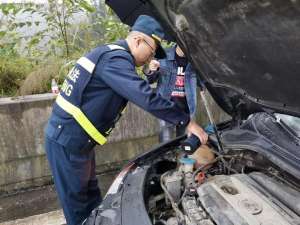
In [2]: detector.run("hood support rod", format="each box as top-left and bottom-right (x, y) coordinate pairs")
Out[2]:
(199, 85), (224, 154)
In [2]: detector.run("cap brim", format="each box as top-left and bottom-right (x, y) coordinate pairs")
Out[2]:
(155, 44), (166, 59)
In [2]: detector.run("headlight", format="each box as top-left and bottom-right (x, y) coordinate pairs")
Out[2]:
(105, 162), (135, 197)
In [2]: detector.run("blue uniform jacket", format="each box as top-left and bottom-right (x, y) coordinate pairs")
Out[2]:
(45, 40), (190, 153)
(145, 46), (199, 116)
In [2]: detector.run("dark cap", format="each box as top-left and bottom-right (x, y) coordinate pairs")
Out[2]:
(132, 15), (166, 59)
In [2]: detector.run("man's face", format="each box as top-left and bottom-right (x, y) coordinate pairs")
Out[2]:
(131, 34), (157, 67)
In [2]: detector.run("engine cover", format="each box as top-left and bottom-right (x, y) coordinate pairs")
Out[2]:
(197, 173), (300, 225)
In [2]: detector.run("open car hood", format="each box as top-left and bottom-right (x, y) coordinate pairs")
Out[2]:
(109, 0), (300, 118)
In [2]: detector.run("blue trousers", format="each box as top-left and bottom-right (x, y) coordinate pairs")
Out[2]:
(45, 137), (102, 225)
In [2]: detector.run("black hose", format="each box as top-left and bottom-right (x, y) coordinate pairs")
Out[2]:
(207, 148), (239, 174)
(192, 157), (220, 186)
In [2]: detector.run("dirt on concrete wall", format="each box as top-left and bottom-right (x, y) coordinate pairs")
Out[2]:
(0, 91), (229, 194)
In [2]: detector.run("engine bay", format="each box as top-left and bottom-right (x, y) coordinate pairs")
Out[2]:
(144, 142), (300, 225)
(83, 113), (300, 225)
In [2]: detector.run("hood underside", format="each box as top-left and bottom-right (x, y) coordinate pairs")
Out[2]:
(150, 0), (300, 118)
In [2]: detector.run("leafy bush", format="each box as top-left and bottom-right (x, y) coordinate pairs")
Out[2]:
(0, 1), (130, 96)
(18, 58), (66, 96)
(0, 55), (34, 96)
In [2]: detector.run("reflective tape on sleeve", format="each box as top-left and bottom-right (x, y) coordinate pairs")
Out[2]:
(76, 46), (125, 74)
(77, 57), (95, 74)
(55, 94), (107, 145)
(107, 45), (126, 51)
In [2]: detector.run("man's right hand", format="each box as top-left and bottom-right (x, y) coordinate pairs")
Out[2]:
(186, 120), (208, 145)
(149, 59), (160, 72)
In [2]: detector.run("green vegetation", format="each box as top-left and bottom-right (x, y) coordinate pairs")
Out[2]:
(0, 54), (33, 96)
(0, 1), (128, 97)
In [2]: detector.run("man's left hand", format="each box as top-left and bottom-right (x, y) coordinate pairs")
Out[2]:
(186, 120), (208, 145)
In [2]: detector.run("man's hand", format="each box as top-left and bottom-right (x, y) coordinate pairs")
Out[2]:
(186, 120), (208, 145)
(149, 59), (160, 72)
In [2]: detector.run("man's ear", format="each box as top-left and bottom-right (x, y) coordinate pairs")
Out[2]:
(134, 35), (143, 47)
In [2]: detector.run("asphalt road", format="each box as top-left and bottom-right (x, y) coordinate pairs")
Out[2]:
(0, 210), (65, 225)
(0, 170), (118, 224)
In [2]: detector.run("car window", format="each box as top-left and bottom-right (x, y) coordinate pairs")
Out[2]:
(275, 113), (300, 137)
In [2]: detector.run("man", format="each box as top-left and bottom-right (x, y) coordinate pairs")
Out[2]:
(144, 44), (202, 142)
(44, 15), (208, 225)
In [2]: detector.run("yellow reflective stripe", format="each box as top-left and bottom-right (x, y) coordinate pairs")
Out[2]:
(56, 94), (107, 145)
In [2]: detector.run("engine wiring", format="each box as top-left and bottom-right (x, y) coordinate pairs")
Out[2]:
(159, 156), (234, 225)
(208, 146), (240, 174)
(191, 157), (220, 187)
(160, 171), (186, 225)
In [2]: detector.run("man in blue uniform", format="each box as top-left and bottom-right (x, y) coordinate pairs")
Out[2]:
(144, 44), (202, 142)
(44, 15), (208, 225)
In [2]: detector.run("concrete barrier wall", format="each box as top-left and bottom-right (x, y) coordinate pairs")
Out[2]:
(0, 91), (229, 194)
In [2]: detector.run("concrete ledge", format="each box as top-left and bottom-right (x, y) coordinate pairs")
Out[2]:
(0, 91), (229, 194)
(0, 93), (159, 194)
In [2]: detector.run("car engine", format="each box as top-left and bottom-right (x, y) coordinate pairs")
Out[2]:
(145, 144), (300, 225)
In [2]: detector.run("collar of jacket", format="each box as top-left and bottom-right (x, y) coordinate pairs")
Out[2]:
(113, 39), (130, 51)
(166, 45), (178, 61)
(112, 39), (135, 60)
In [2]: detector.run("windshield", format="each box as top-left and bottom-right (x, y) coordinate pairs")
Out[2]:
(275, 113), (300, 138)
